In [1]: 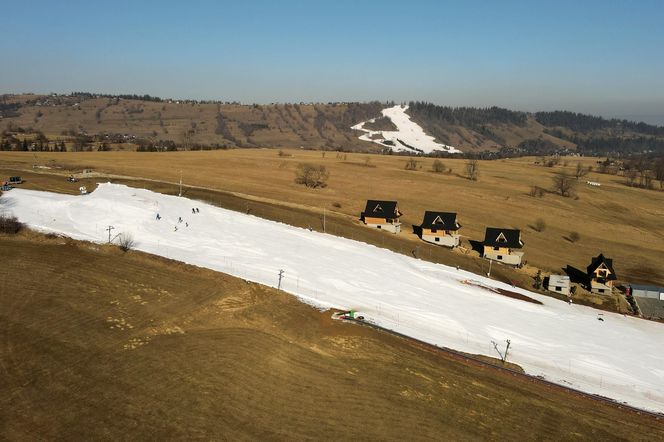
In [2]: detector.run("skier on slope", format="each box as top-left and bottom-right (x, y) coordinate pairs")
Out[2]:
(156, 213), (161, 220)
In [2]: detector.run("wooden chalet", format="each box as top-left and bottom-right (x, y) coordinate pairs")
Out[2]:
(418, 211), (461, 247)
(482, 227), (525, 266)
(360, 200), (402, 233)
(586, 254), (616, 294)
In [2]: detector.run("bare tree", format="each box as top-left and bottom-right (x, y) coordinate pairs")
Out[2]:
(405, 158), (418, 170)
(0, 214), (23, 234)
(432, 159), (445, 173)
(574, 162), (590, 180)
(182, 128), (194, 151)
(117, 233), (136, 252)
(655, 158), (664, 189)
(294, 163), (330, 188)
(465, 159), (479, 181)
(551, 172), (576, 197)
(625, 169), (638, 187)
(529, 185), (545, 198)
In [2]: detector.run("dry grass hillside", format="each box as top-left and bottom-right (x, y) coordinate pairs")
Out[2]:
(2, 150), (663, 288)
(0, 94), (581, 152)
(1, 94), (385, 150)
(2, 231), (663, 440)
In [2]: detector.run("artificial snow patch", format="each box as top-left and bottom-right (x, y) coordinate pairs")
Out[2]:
(352, 105), (461, 154)
(3, 183), (664, 413)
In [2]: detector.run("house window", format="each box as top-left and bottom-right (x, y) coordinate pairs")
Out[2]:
(556, 287), (561, 292)
(435, 237), (440, 242)
(431, 228), (437, 233)
(377, 225), (381, 229)
(598, 289), (605, 293)
(494, 246), (500, 251)
(497, 255), (503, 260)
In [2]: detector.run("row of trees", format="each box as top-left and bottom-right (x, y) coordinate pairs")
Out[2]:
(535, 111), (664, 136)
(407, 102), (528, 127)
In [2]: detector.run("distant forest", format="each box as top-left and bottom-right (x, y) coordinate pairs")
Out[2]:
(407, 101), (528, 127)
(535, 111), (664, 136)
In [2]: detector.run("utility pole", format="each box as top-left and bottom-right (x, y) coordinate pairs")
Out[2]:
(106, 225), (115, 244)
(487, 258), (493, 277)
(278, 269), (285, 290)
(178, 170), (183, 197)
(323, 208), (326, 233)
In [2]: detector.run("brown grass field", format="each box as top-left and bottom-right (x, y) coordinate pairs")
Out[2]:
(1, 149), (662, 290)
(2, 231), (664, 440)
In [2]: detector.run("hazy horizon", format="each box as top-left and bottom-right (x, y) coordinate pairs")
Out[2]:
(2, 0), (663, 125)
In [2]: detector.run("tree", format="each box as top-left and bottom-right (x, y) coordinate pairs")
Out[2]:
(405, 158), (418, 170)
(551, 172), (576, 197)
(0, 214), (23, 234)
(655, 158), (664, 189)
(574, 162), (590, 180)
(625, 169), (638, 187)
(568, 231), (580, 243)
(534, 218), (546, 232)
(465, 159), (479, 181)
(294, 163), (329, 188)
(117, 233), (135, 252)
(432, 159), (445, 173)
(529, 185), (544, 198)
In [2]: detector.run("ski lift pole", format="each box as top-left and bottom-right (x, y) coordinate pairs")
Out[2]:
(106, 225), (115, 244)
(278, 269), (285, 290)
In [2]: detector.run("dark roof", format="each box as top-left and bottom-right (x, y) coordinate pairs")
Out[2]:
(483, 227), (523, 248)
(420, 211), (460, 230)
(587, 254), (617, 280)
(361, 200), (401, 219)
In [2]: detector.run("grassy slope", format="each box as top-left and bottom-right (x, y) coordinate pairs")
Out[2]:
(1, 97), (382, 151)
(1, 231), (663, 440)
(1, 149), (662, 289)
(2, 95), (580, 152)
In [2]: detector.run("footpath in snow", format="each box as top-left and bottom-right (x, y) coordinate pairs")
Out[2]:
(3, 183), (664, 413)
(352, 104), (461, 154)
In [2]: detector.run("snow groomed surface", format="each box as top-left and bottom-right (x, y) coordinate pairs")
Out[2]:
(3, 183), (664, 413)
(352, 104), (461, 154)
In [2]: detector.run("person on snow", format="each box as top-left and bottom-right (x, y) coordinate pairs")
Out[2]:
(192, 208), (196, 214)
(185, 222), (189, 227)
(178, 217), (182, 223)
(174, 226), (178, 232)
(156, 213), (161, 220)
(196, 208), (200, 213)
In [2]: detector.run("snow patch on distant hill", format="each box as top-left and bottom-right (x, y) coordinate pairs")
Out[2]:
(352, 105), (461, 154)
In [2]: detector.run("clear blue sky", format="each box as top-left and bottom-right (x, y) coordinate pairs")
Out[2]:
(2, 0), (663, 123)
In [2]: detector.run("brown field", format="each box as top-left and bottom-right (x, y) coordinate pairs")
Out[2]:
(2, 149), (662, 291)
(2, 231), (663, 440)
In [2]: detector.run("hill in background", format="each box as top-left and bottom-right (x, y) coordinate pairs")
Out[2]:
(1, 93), (663, 155)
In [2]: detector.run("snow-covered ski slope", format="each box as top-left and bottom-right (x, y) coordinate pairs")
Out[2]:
(3, 183), (664, 413)
(352, 105), (461, 154)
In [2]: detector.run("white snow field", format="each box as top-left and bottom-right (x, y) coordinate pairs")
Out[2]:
(352, 104), (461, 154)
(3, 183), (664, 413)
